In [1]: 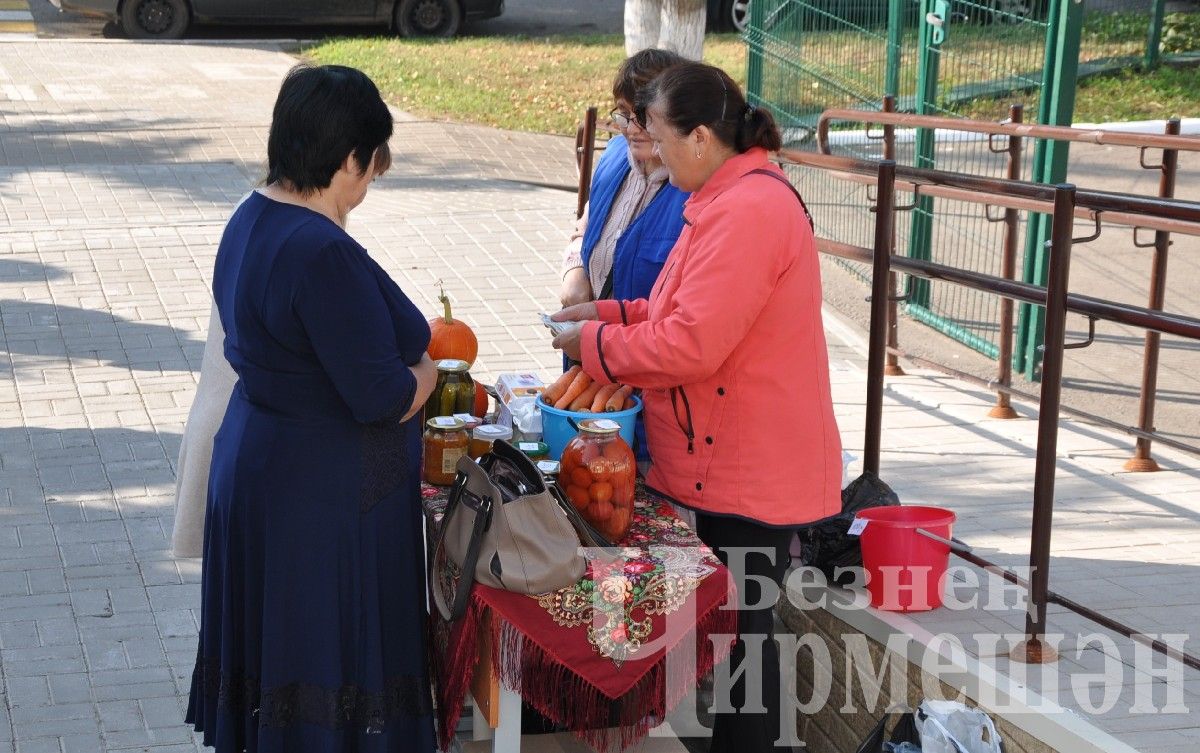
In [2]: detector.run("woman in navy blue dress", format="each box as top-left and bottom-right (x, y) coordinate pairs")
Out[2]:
(186, 64), (439, 753)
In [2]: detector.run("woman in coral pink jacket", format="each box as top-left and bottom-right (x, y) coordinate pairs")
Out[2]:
(552, 62), (841, 752)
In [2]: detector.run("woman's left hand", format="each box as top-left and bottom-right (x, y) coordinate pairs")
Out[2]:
(551, 322), (585, 362)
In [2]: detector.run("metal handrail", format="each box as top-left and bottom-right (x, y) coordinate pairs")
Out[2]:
(826, 159), (1200, 672)
(780, 149), (1200, 235)
(816, 108), (1200, 155)
(800, 108), (1196, 470)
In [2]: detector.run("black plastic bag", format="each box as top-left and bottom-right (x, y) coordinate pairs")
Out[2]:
(795, 470), (900, 586)
(855, 710), (921, 753)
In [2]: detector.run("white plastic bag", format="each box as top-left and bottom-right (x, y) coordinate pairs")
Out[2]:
(916, 700), (1004, 753)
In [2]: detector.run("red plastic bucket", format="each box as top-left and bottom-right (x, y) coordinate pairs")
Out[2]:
(856, 505), (957, 612)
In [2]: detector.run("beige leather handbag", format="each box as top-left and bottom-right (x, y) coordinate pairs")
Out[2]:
(431, 439), (612, 621)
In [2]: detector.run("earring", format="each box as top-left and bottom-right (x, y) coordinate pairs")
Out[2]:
(695, 150), (702, 159)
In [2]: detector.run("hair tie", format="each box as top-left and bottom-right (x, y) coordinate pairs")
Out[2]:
(742, 104), (756, 121)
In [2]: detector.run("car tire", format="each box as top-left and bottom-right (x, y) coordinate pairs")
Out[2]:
(726, 0), (750, 32)
(119, 0), (190, 39)
(394, 0), (462, 37)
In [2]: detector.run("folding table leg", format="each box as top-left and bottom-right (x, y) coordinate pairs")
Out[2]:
(491, 639), (522, 753)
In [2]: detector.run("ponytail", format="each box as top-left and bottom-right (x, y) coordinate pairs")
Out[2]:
(735, 105), (782, 153)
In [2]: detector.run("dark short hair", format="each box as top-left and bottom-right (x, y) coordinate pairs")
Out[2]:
(635, 62), (782, 153)
(266, 64), (394, 195)
(612, 48), (687, 106)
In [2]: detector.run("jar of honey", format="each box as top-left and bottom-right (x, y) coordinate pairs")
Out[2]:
(469, 424), (513, 459)
(558, 419), (636, 542)
(424, 360), (475, 422)
(423, 416), (469, 486)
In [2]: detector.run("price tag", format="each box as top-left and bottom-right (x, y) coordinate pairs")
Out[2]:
(847, 518), (869, 536)
(453, 413), (477, 423)
(518, 442), (540, 452)
(433, 417), (458, 428)
(593, 419), (620, 431)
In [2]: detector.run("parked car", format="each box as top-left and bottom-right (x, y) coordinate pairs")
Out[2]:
(707, 0), (750, 32)
(50, 0), (504, 39)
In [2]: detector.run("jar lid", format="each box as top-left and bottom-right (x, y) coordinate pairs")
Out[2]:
(517, 441), (549, 456)
(435, 359), (470, 373)
(579, 418), (621, 435)
(426, 416), (466, 431)
(473, 424), (513, 440)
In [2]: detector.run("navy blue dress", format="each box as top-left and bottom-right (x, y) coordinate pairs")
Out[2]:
(186, 192), (435, 753)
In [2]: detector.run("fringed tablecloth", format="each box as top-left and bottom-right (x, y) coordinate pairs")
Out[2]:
(423, 482), (737, 752)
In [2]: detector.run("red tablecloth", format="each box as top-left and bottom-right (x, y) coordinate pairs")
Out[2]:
(423, 483), (737, 752)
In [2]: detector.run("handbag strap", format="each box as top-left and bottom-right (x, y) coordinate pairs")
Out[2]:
(431, 469), (494, 621)
(746, 168), (814, 230)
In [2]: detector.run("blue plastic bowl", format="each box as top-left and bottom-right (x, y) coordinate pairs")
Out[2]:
(539, 395), (643, 461)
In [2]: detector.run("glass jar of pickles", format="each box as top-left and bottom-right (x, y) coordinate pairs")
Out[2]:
(469, 424), (513, 460)
(424, 359), (475, 422)
(423, 416), (469, 486)
(559, 419), (636, 542)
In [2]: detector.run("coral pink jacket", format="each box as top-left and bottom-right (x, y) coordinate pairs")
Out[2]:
(580, 147), (842, 527)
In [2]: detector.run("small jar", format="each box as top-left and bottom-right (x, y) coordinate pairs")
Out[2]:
(559, 419), (636, 541)
(469, 424), (513, 460)
(516, 441), (549, 461)
(423, 416), (469, 486)
(425, 359), (475, 422)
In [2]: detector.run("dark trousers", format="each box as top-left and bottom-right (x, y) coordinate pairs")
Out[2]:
(695, 514), (796, 753)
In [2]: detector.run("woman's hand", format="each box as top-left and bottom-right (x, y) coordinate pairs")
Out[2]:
(559, 267), (593, 308)
(551, 322), (585, 362)
(551, 302), (599, 323)
(403, 354), (438, 422)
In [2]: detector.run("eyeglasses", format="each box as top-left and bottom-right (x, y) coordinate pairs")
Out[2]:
(609, 108), (637, 129)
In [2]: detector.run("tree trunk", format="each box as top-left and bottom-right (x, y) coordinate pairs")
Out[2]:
(625, 0), (706, 61)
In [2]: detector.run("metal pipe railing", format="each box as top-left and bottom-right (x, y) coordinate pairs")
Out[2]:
(1127, 117), (1182, 471)
(815, 109), (1197, 469)
(837, 157), (1200, 671)
(816, 108), (1200, 156)
(574, 106), (598, 220)
(989, 103), (1024, 420)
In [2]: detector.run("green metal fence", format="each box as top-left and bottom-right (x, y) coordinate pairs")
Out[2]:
(746, 0), (1200, 377)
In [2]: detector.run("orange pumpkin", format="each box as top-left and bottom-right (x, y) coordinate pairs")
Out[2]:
(427, 286), (478, 366)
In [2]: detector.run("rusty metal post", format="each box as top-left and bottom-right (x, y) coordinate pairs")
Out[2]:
(1125, 117), (1181, 472)
(1013, 183), (1075, 666)
(864, 161), (897, 477)
(989, 103), (1024, 419)
(575, 107), (598, 220)
(882, 95), (905, 377)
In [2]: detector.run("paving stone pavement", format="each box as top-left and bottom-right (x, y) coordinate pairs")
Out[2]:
(0, 39), (1198, 753)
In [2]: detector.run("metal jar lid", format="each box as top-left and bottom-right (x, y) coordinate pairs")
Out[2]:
(435, 359), (471, 373)
(578, 418), (621, 435)
(473, 424), (513, 440)
(426, 416), (467, 431)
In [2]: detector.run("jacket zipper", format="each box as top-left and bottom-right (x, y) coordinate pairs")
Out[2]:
(670, 386), (696, 454)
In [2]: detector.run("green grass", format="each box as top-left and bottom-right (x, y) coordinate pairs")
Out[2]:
(304, 34), (747, 136)
(305, 21), (1197, 137)
(957, 62), (1200, 124)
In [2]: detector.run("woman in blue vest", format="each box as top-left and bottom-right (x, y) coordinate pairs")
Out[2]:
(560, 49), (690, 464)
(560, 48), (689, 307)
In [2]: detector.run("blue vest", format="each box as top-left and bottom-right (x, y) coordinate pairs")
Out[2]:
(581, 135), (689, 302)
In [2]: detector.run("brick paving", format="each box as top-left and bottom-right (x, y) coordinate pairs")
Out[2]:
(0, 38), (1197, 753)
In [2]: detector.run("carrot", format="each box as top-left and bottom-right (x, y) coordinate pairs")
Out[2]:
(589, 383), (621, 413)
(543, 365), (581, 405)
(604, 385), (633, 412)
(554, 370), (592, 410)
(569, 382), (603, 412)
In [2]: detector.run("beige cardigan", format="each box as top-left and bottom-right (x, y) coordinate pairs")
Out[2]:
(170, 302), (237, 558)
